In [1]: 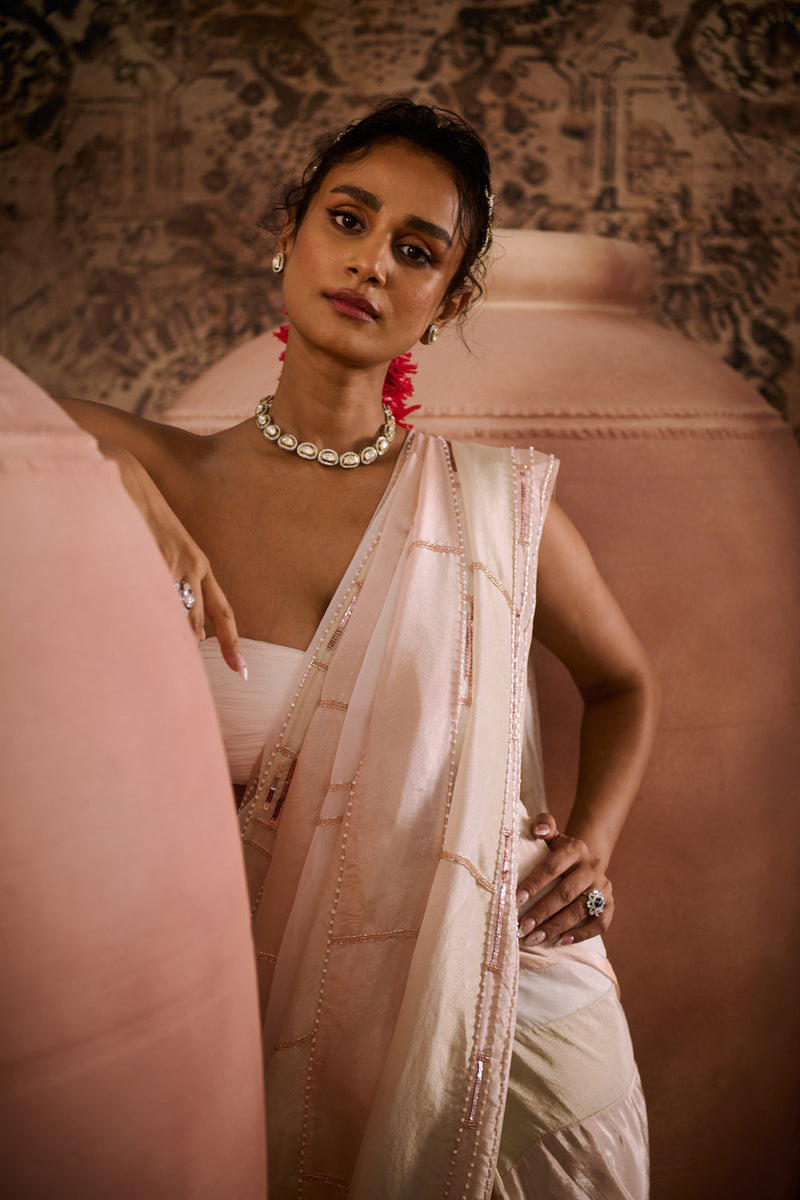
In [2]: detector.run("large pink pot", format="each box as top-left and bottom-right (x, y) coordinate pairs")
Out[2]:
(159, 230), (800, 1200)
(0, 359), (266, 1199)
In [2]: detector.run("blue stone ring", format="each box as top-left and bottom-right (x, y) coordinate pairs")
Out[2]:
(584, 888), (606, 919)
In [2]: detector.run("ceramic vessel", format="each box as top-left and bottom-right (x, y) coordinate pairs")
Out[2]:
(0, 359), (267, 1199)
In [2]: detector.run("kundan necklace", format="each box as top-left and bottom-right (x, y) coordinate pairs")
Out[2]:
(255, 394), (397, 469)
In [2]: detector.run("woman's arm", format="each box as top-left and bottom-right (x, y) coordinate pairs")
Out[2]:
(56, 397), (196, 482)
(517, 500), (660, 947)
(56, 400), (246, 677)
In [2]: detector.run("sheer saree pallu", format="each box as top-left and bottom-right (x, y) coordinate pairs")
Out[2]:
(239, 433), (556, 1199)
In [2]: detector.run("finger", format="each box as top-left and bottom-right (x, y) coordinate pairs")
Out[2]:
(202, 570), (247, 680)
(559, 912), (612, 946)
(190, 580), (206, 641)
(516, 834), (591, 908)
(175, 574), (205, 642)
(519, 867), (605, 935)
(531, 812), (558, 839)
(552, 894), (614, 946)
(530, 863), (605, 925)
(521, 893), (614, 948)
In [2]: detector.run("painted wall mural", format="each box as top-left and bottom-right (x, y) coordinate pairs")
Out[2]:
(1, 0), (798, 430)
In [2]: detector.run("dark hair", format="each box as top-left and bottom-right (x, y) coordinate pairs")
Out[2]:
(263, 98), (493, 304)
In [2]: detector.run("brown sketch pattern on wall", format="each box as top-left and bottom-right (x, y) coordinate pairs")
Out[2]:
(1, 0), (798, 428)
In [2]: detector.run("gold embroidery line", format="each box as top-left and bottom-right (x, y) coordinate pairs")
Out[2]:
(407, 539), (459, 555)
(274, 1032), (314, 1051)
(327, 780), (354, 792)
(316, 814), (344, 827)
(330, 928), (419, 946)
(470, 560), (513, 610)
(242, 837), (273, 860)
(249, 815), (273, 833)
(300, 1174), (348, 1191)
(318, 698), (349, 711)
(256, 950), (277, 963)
(441, 851), (494, 893)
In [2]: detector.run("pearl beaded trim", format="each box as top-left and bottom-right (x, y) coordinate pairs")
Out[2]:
(255, 395), (396, 468)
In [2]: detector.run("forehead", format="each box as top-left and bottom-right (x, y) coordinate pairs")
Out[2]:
(319, 140), (461, 230)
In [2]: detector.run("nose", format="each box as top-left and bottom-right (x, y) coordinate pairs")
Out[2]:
(346, 233), (389, 286)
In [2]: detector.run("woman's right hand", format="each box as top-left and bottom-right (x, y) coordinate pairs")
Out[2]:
(99, 439), (248, 680)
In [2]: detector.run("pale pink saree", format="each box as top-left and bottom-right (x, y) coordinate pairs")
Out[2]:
(238, 432), (647, 1199)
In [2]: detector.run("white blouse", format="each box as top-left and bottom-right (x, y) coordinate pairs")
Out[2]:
(199, 637), (306, 784)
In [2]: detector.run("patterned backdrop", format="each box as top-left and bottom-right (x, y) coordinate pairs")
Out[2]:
(2, 0), (799, 431)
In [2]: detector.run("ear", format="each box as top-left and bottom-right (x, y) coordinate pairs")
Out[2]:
(436, 284), (474, 329)
(419, 285), (473, 345)
(277, 220), (296, 260)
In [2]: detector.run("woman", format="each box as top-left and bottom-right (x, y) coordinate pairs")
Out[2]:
(59, 100), (658, 1199)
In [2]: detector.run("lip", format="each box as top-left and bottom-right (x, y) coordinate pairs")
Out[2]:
(325, 290), (380, 321)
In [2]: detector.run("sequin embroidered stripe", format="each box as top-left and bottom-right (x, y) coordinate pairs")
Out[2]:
(489, 830), (514, 971)
(465, 1054), (490, 1128)
(264, 755), (297, 820)
(518, 467), (530, 546)
(438, 437), (469, 860)
(326, 580), (363, 651)
(459, 594), (474, 705)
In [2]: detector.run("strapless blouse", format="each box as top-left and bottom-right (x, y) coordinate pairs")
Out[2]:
(199, 637), (306, 784)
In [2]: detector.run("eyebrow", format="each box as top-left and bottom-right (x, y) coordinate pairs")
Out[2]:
(329, 184), (453, 248)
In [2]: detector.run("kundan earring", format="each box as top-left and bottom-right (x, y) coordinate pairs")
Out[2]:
(423, 323), (440, 345)
(272, 251), (285, 274)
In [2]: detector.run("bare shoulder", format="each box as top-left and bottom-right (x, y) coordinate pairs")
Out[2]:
(537, 500), (597, 586)
(55, 397), (209, 476)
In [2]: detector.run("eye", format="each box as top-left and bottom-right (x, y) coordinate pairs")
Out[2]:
(397, 242), (433, 267)
(328, 208), (363, 232)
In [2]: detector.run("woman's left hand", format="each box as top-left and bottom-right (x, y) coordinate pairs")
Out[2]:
(516, 813), (613, 948)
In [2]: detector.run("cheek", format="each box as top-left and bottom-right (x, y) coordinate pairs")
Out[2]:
(281, 242), (326, 314)
(403, 277), (450, 323)
(285, 237), (320, 281)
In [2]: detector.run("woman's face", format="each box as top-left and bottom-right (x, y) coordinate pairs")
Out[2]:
(279, 140), (470, 369)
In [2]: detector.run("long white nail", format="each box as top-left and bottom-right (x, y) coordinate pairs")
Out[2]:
(235, 654), (248, 682)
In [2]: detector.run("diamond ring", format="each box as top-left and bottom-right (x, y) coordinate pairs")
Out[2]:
(175, 579), (195, 612)
(584, 888), (606, 918)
